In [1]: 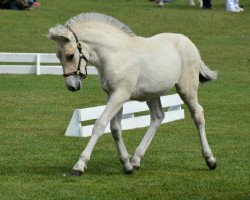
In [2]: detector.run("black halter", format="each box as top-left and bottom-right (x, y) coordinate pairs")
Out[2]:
(63, 25), (88, 79)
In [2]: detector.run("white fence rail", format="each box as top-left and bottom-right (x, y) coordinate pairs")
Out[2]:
(0, 52), (98, 75)
(65, 94), (185, 137)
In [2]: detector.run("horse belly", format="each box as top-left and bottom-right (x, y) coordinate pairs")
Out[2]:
(131, 53), (181, 101)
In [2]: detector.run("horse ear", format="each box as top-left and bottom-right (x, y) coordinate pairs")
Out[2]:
(47, 26), (72, 42)
(47, 27), (59, 41)
(58, 32), (72, 43)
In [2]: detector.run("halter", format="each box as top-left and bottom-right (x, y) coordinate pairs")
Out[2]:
(63, 25), (88, 79)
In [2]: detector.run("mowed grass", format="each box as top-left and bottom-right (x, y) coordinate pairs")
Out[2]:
(0, 0), (249, 199)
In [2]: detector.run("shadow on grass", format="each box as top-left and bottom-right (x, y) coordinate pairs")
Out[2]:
(0, 154), (215, 178)
(0, 164), (71, 177)
(0, 160), (126, 177)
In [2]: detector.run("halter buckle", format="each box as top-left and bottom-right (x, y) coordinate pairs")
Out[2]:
(77, 43), (82, 49)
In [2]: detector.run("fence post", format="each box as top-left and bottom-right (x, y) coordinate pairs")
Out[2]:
(36, 53), (41, 75)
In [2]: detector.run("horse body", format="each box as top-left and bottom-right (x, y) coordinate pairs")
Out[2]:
(96, 33), (182, 101)
(48, 13), (217, 176)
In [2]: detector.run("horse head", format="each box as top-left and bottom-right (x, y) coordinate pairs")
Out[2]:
(47, 25), (88, 92)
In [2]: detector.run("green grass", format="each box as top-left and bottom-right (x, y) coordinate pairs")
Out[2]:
(0, 0), (250, 199)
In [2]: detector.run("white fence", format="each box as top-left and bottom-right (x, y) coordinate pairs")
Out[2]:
(65, 94), (185, 137)
(0, 52), (98, 75)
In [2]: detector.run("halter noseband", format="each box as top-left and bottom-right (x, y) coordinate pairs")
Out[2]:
(63, 25), (88, 79)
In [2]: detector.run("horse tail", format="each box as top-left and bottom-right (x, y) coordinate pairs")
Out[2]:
(199, 61), (217, 83)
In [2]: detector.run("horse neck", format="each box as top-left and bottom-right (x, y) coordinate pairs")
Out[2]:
(73, 23), (131, 68)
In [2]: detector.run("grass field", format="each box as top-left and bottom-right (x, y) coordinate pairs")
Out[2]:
(0, 0), (249, 199)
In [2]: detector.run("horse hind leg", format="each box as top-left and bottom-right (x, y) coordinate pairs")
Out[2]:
(176, 76), (217, 170)
(131, 97), (165, 170)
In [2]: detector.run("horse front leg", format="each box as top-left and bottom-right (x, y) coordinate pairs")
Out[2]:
(72, 90), (130, 176)
(131, 97), (165, 170)
(110, 108), (134, 174)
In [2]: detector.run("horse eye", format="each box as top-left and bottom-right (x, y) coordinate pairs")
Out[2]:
(67, 54), (74, 60)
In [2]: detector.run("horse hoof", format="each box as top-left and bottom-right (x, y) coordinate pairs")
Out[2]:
(207, 161), (217, 170)
(206, 156), (217, 170)
(124, 166), (135, 174)
(72, 170), (83, 176)
(124, 167), (135, 174)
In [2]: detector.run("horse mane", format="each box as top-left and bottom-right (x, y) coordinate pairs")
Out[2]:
(65, 12), (136, 37)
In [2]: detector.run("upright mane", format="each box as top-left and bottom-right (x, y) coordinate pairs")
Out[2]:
(65, 12), (136, 37)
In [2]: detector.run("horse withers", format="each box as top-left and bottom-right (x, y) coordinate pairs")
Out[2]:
(48, 12), (217, 176)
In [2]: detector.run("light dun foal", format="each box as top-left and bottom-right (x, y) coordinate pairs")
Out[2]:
(48, 13), (217, 176)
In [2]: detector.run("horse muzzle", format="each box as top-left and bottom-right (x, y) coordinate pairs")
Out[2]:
(64, 75), (82, 92)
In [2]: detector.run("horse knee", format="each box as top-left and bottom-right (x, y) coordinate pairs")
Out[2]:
(92, 119), (107, 137)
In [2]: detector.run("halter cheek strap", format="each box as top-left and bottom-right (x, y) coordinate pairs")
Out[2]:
(63, 25), (88, 79)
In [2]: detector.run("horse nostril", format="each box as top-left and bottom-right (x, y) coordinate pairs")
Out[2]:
(65, 76), (81, 92)
(67, 85), (77, 92)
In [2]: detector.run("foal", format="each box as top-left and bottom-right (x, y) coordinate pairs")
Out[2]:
(48, 12), (217, 176)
